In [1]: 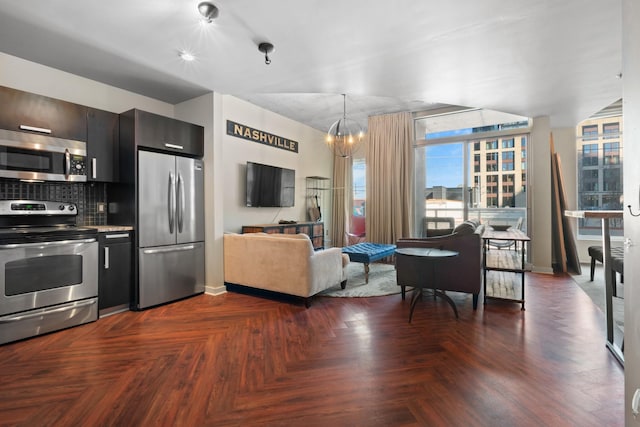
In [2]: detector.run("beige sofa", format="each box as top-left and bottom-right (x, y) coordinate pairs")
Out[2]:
(223, 233), (349, 306)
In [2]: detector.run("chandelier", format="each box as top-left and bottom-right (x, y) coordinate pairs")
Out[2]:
(326, 94), (364, 158)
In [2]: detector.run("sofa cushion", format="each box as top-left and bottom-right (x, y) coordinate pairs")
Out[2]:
(453, 221), (476, 236)
(224, 232), (345, 299)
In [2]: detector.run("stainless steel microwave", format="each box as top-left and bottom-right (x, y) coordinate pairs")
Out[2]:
(0, 128), (87, 182)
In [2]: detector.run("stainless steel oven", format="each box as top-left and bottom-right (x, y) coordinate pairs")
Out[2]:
(0, 201), (98, 345)
(0, 128), (87, 182)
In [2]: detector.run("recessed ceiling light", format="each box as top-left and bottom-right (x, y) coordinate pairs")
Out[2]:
(179, 50), (195, 62)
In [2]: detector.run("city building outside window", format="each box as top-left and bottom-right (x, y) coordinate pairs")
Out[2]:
(603, 122), (619, 139)
(486, 153), (498, 172)
(502, 151), (515, 171)
(575, 102), (623, 237)
(604, 142), (620, 165)
(502, 138), (514, 149)
(582, 124), (598, 140)
(582, 144), (599, 166)
(486, 175), (498, 207)
(502, 174), (515, 207)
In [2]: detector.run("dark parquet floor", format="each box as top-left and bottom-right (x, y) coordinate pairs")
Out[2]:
(0, 272), (624, 427)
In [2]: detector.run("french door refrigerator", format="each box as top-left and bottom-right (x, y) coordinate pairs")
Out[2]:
(136, 150), (205, 309)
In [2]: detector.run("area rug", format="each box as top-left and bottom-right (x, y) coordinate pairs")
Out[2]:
(570, 264), (624, 331)
(319, 262), (401, 297)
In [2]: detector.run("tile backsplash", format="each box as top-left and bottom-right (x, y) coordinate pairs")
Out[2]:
(0, 180), (107, 225)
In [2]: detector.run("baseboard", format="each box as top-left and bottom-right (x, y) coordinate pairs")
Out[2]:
(531, 265), (554, 274)
(206, 284), (227, 296)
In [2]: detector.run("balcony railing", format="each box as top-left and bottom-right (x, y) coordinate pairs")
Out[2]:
(422, 207), (527, 236)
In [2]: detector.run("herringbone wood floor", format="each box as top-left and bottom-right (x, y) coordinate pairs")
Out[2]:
(0, 272), (624, 427)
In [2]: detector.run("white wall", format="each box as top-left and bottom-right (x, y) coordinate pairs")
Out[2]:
(623, 0), (640, 422)
(529, 116), (553, 273)
(219, 95), (333, 235)
(0, 52), (173, 116)
(175, 93), (225, 295)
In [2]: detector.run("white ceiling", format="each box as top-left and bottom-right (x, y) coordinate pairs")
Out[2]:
(0, 0), (623, 132)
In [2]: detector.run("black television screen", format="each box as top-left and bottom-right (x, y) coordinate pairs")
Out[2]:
(246, 162), (295, 207)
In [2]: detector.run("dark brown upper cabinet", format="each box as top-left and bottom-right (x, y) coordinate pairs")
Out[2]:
(120, 109), (204, 158)
(0, 85), (87, 141)
(87, 108), (119, 182)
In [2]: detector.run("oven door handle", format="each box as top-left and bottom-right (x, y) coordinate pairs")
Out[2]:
(0, 299), (97, 323)
(0, 238), (97, 249)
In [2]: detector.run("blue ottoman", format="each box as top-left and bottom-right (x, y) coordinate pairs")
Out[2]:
(342, 243), (396, 283)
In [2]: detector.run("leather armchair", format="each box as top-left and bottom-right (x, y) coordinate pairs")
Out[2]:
(396, 220), (484, 311)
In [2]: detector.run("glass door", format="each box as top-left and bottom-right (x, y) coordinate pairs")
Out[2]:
(414, 108), (531, 238)
(414, 135), (529, 237)
(416, 142), (466, 236)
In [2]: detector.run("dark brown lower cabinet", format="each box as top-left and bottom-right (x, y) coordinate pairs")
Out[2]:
(98, 231), (132, 315)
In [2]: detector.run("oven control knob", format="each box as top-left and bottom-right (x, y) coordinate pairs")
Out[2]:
(68, 205), (75, 211)
(59, 205), (65, 210)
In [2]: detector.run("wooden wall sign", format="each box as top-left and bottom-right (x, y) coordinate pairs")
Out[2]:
(226, 120), (299, 153)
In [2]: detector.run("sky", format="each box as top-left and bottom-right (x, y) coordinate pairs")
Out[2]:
(426, 144), (464, 188)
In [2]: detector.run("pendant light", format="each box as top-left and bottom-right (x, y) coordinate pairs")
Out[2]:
(326, 94), (364, 158)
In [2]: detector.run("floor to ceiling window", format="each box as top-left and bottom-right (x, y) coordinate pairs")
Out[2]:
(414, 109), (530, 238)
(352, 158), (366, 234)
(575, 99), (624, 238)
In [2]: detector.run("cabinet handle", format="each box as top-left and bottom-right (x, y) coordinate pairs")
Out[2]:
(105, 233), (129, 239)
(104, 246), (110, 269)
(164, 143), (184, 150)
(19, 125), (52, 134)
(92, 158), (97, 179)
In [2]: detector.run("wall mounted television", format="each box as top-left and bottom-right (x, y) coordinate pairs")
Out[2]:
(246, 161), (295, 207)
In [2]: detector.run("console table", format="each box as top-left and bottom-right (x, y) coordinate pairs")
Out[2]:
(242, 222), (324, 250)
(482, 228), (530, 310)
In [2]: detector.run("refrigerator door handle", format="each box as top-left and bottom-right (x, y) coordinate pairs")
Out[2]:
(143, 245), (195, 254)
(168, 172), (175, 233)
(177, 173), (185, 233)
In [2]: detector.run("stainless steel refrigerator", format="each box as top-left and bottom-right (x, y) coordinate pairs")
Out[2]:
(137, 150), (205, 309)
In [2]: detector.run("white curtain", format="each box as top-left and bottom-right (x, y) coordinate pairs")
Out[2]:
(330, 155), (352, 247)
(365, 112), (414, 244)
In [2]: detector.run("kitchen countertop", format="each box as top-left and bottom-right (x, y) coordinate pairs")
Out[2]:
(85, 225), (134, 232)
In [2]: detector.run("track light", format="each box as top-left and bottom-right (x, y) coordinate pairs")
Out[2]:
(258, 42), (274, 65)
(198, 2), (219, 23)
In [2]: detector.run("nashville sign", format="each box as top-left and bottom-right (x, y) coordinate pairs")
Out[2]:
(226, 120), (299, 153)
